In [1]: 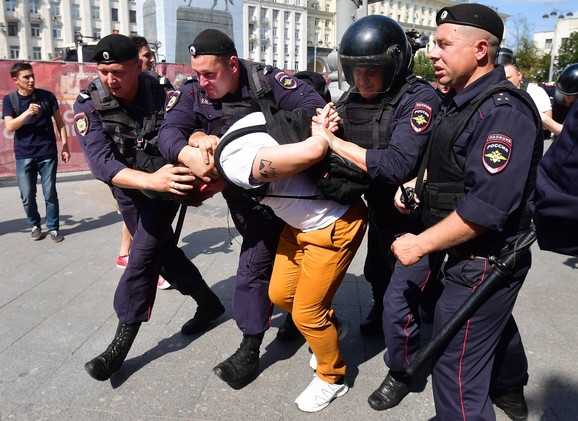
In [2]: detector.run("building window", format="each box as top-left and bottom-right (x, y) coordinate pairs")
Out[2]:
(295, 45), (299, 54)
(260, 44), (266, 53)
(10, 45), (19, 59)
(313, 2), (319, 10)
(53, 25), (62, 38)
(284, 28), (288, 38)
(91, 6), (100, 19)
(6, 0), (16, 11)
(31, 24), (41, 37)
(273, 10), (279, 20)
(111, 8), (119, 21)
(30, 0), (39, 13)
(260, 8), (266, 21)
(249, 41), (255, 52)
(260, 28), (266, 39)
(545, 39), (552, 49)
(74, 26), (81, 34)
(51, 2), (60, 15)
(273, 44), (278, 53)
(8, 22), (18, 36)
(295, 29), (299, 39)
(325, 19), (330, 27)
(325, 5), (330, 11)
(33, 47), (42, 60)
(273, 27), (277, 37)
(248, 6), (255, 19)
(129, 10), (137, 23)
(325, 34), (329, 43)
(295, 13), (300, 23)
(72, 4), (80, 18)
(285, 11), (290, 21)
(93, 28), (101, 39)
(315, 18), (320, 26)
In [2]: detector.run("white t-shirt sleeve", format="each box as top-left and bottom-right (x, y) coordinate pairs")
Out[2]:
(219, 131), (278, 190)
(527, 83), (552, 113)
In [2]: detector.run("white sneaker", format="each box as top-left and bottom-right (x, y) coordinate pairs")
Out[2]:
(309, 316), (351, 371)
(295, 373), (348, 412)
(157, 275), (171, 289)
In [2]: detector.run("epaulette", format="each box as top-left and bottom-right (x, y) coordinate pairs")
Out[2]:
(76, 91), (91, 103)
(491, 90), (513, 106)
(183, 75), (197, 85)
(262, 64), (273, 75)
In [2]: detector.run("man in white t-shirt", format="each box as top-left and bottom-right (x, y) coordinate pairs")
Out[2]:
(218, 110), (368, 413)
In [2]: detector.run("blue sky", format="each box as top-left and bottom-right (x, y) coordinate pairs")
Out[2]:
(478, 0), (578, 47)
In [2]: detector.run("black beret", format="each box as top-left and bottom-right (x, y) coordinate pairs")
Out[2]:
(188, 29), (237, 57)
(91, 34), (139, 63)
(436, 3), (504, 42)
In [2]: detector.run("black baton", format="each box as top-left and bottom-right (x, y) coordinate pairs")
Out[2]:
(405, 225), (537, 377)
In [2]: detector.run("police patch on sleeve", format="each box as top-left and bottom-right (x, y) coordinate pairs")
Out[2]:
(275, 71), (298, 89)
(483, 134), (511, 174)
(410, 102), (432, 133)
(74, 112), (89, 136)
(165, 90), (181, 112)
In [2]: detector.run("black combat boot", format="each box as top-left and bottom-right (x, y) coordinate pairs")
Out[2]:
(181, 283), (225, 335)
(368, 370), (412, 410)
(360, 303), (384, 336)
(84, 321), (141, 381)
(213, 332), (264, 385)
(276, 312), (300, 342)
(491, 388), (528, 421)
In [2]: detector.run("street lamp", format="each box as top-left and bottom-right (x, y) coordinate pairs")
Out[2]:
(543, 10), (574, 81)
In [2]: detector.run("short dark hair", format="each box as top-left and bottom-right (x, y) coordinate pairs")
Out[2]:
(10, 62), (33, 78)
(129, 35), (149, 51)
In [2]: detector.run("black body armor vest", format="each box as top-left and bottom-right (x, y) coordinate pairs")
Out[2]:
(420, 85), (543, 250)
(336, 74), (423, 150)
(210, 59), (276, 138)
(81, 72), (167, 167)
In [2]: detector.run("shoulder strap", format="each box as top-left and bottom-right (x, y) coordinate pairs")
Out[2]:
(90, 78), (121, 111)
(241, 59), (272, 99)
(9, 91), (19, 116)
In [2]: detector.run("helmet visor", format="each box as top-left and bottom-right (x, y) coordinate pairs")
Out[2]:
(338, 53), (396, 98)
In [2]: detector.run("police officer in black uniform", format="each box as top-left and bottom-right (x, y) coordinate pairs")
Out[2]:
(74, 34), (224, 382)
(391, 4), (542, 420)
(330, 15), (441, 338)
(530, 64), (578, 256)
(157, 29), (326, 386)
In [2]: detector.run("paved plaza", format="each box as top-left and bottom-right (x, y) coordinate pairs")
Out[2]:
(0, 171), (576, 420)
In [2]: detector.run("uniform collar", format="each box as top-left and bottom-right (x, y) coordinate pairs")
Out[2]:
(451, 66), (506, 109)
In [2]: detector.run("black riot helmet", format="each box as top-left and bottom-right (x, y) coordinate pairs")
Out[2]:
(555, 63), (578, 96)
(495, 47), (516, 67)
(338, 15), (412, 94)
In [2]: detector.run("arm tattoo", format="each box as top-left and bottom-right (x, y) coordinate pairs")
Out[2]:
(258, 159), (277, 179)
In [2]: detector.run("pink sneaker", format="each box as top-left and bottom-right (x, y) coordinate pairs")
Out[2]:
(116, 254), (129, 269)
(157, 275), (171, 290)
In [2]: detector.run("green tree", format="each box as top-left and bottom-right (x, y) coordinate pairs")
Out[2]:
(554, 32), (578, 75)
(516, 37), (550, 82)
(412, 51), (435, 81)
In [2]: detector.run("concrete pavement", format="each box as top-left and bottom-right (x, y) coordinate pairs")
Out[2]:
(0, 171), (576, 420)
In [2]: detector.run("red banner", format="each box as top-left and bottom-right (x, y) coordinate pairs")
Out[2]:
(0, 60), (192, 177)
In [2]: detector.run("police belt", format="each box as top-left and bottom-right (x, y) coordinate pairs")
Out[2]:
(447, 242), (512, 260)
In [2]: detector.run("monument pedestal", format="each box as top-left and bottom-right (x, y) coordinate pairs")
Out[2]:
(175, 6), (234, 65)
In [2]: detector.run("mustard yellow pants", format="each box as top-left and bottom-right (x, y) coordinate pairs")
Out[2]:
(269, 199), (367, 383)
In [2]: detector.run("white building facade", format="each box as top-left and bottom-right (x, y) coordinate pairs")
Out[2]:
(0, 0), (138, 61)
